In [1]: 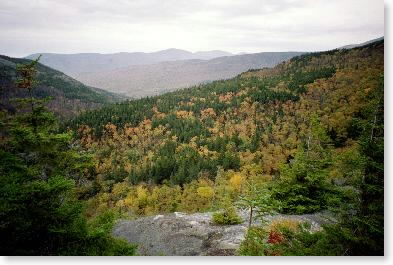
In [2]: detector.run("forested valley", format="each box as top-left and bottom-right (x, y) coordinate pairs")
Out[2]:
(0, 40), (384, 256)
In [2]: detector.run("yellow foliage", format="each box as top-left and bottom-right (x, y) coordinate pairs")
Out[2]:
(136, 186), (148, 201)
(179, 179), (215, 212)
(124, 196), (134, 208)
(150, 185), (182, 213)
(200, 108), (217, 119)
(112, 182), (130, 199)
(116, 199), (125, 208)
(229, 173), (246, 192)
(175, 110), (194, 119)
(98, 193), (111, 204)
(197, 186), (214, 199)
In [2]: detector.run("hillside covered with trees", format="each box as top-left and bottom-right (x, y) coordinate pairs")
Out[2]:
(68, 39), (384, 255)
(0, 55), (124, 118)
(0, 40), (384, 256)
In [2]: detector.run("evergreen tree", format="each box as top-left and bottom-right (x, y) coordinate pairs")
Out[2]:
(237, 181), (278, 227)
(0, 57), (135, 255)
(336, 75), (384, 255)
(272, 115), (336, 214)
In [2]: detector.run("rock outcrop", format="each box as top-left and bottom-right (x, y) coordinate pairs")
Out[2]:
(112, 210), (333, 256)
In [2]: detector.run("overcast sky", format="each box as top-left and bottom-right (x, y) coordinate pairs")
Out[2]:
(0, 0), (384, 57)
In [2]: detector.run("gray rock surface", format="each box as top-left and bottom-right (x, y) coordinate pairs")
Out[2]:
(112, 210), (332, 256)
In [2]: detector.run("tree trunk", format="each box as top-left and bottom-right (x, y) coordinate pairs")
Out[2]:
(248, 207), (253, 228)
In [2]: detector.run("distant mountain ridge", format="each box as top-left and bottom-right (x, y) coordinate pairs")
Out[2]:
(338, 36), (384, 49)
(25, 49), (233, 76)
(26, 38), (383, 99)
(26, 49), (303, 98)
(74, 51), (305, 98)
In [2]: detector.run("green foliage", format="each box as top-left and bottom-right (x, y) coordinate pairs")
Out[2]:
(70, 96), (156, 137)
(128, 139), (241, 185)
(218, 151), (241, 171)
(335, 74), (384, 255)
(250, 88), (299, 103)
(212, 207), (242, 225)
(0, 54), (121, 117)
(81, 210), (137, 256)
(272, 115), (338, 214)
(0, 58), (135, 255)
(129, 141), (217, 185)
(240, 219), (382, 256)
(238, 227), (269, 256)
(239, 223), (346, 256)
(237, 182), (279, 227)
(152, 113), (210, 142)
(239, 75), (384, 256)
(66, 74), (301, 137)
(9, 40), (380, 256)
(286, 67), (336, 93)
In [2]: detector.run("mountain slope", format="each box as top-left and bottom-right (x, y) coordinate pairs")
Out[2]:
(338, 36), (384, 49)
(66, 40), (383, 255)
(67, 39), (383, 178)
(75, 51), (305, 98)
(25, 49), (234, 77)
(0, 55), (123, 117)
(193, 50), (233, 59)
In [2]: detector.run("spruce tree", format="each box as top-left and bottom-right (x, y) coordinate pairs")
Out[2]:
(0, 57), (135, 255)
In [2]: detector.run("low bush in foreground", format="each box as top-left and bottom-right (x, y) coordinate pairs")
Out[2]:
(212, 207), (242, 225)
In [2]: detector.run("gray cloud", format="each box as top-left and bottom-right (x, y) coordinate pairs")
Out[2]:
(0, 0), (384, 57)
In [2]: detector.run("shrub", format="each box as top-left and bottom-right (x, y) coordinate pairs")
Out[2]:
(238, 227), (268, 256)
(268, 218), (302, 233)
(238, 221), (347, 256)
(212, 207), (242, 225)
(239, 219), (310, 256)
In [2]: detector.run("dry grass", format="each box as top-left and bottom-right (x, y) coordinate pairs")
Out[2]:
(268, 217), (302, 232)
